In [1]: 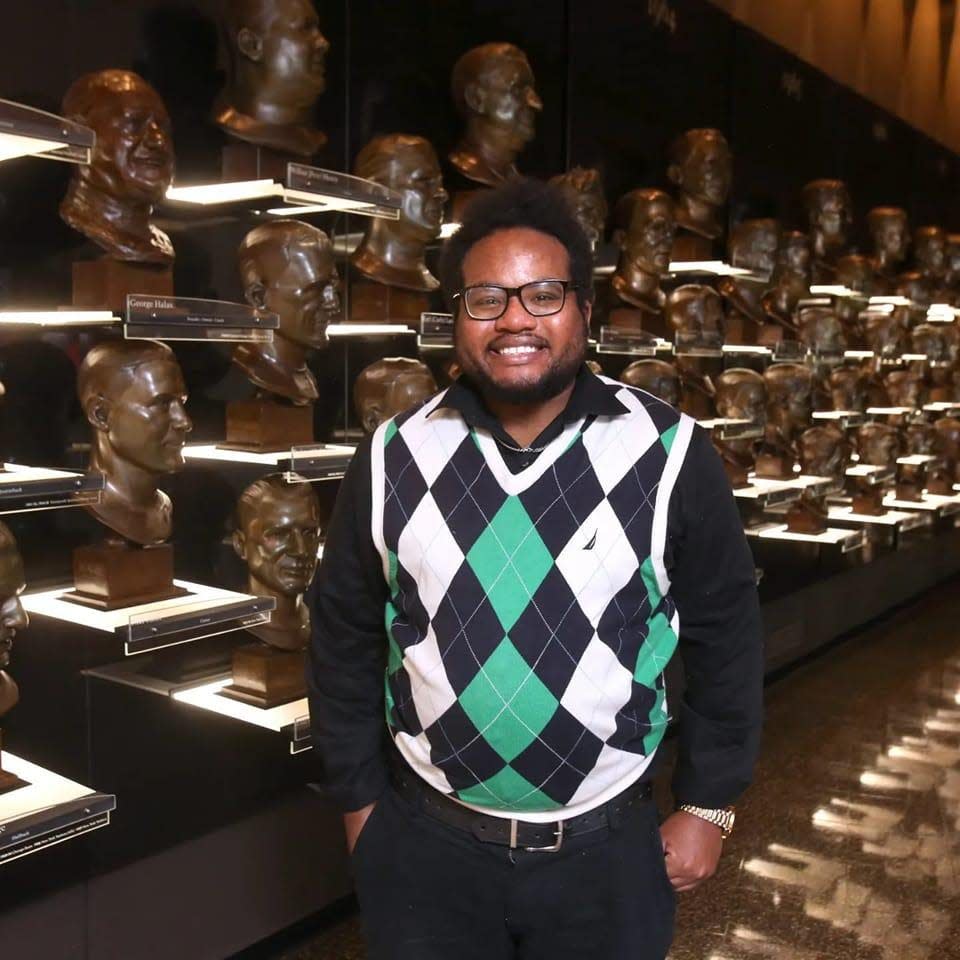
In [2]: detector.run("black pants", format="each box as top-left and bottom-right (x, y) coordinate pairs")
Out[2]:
(350, 784), (676, 960)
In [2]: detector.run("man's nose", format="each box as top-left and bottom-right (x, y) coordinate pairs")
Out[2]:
(526, 88), (543, 111)
(494, 293), (537, 332)
(171, 401), (193, 433)
(4, 597), (28, 632)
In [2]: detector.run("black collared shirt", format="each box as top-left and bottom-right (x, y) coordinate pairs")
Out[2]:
(308, 369), (763, 813)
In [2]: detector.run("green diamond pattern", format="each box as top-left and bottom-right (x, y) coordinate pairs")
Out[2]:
(634, 611), (678, 688)
(642, 686), (667, 755)
(459, 637), (558, 762)
(465, 496), (554, 631)
(660, 423), (678, 453)
(384, 420), (399, 445)
(640, 555), (661, 608)
(457, 763), (558, 812)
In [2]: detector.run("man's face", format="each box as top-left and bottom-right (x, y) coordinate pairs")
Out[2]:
(238, 488), (320, 597)
(392, 144), (448, 241)
(679, 136), (732, 206)
(813, 191), (851, 243)
(723, 380), (766, 424)
(779, 238), (811, 277)
(454, 227), (589, 405)
(0, 542), (26, 671)
(874, 217), (908, 261)
(571, 193), (606, 249)
(886, 371), (923, 407)
(862, 427), (901, 466)
(624, 199), (675, 275)
(475, 54), (542, 149)
(916, 232), (947, 278)
(267, 241), (340, 349)
(257, 0), (329, 102)
(90, 85), (174, 203)
(830, 369), (864, 410)
(105, 359), (192, 473)
(735, 226), (778, 274)
(801, 430), (845, 477)
(668, 290), (722, 335)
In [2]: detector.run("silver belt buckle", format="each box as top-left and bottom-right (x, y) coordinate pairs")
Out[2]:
(509, 818), (564, 852)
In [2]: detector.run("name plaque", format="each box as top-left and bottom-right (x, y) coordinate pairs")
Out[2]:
(286, 163), (402, 219)
(419, 311), (454, 348)
(0, 468), (103, 515)
(597, 326), (671, 357)
(698, 418), (764, 441)
(123, 596), (276, 656)
(675, 330), (723, 357)
(280, 444), (355, 482)
(772, 340), (807, 361)
(125, 295), (278, 343)
(0, 793), (115, 864)
(0, 98), (94, 165)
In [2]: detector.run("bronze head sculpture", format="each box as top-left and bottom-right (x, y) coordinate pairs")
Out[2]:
(934, 417), (960, 480)
(610, 189), (676, 314)
(894, 270), (932, 329)
(353, 357), (438, 433)
(79, 340), (192, 545)
(449, 42), (542, 187)
(351, 134), (448, 292)
(214, 0), (330, 156)
(828, 365), (867, 412)
(60, 70), (175, 264)
(945, 234), (960, 294)
(666, 284), (723, 342)
(233, 474), (321, 651)
(883, 367), (924, 409)
(802, 179), (852, 279)
(620, 359), (680, 407)
(914, 226), (947, 283)
(721, 219), (780, 335)
(713, 368), (766, 486)
(833, 254), (875, 345)
(798, 305), (845, 354)
(911, 323), (951, 364)
(863, 308), (907, 359)
(856, 422), (902, 468)
(867, 206), (909, 283)
(762, 230), (810, 328)
(233, 219), (340, 405)
(0, 524), (27, 723)
(549, 167), (608, 249)
(764, 362), (813, 445)
(666, 128), (732, 240)
(798, 425), (849, 480)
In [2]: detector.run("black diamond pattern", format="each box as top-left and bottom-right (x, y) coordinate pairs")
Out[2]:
(425, 700), (505, 791)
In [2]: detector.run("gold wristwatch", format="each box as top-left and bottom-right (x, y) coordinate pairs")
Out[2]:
(677, 804), (736, 839)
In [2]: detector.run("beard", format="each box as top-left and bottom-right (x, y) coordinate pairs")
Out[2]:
(454, 322), (588, 406)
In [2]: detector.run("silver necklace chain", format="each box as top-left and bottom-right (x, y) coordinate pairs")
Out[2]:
(492, 434), (549, 455)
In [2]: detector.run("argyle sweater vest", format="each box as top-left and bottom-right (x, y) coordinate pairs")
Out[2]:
(370, 377), (695, 821)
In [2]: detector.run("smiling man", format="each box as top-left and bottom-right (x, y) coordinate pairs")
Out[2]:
(309, 179), (763, 960)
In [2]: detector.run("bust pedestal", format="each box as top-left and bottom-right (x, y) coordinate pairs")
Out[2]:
(349, 278), (430, 326)
(221, 143), (297, 182)
(220, 644), (306, 709)
(72, 258), (173, 313)
(224, 398), (314, 453)
(754, 449), (796, 481)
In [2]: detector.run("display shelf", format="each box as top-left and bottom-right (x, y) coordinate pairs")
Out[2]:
(795, 474), (844, 496)
(883, 491), (960, 518)
(326, 323), (415, 338)
(667, 259), (766, 279)
(843, 349), (875, 360)
(0, 752), (115, 865)
(734, 476), (806, 507)
(21, 581), (275, 656)
(596, 327), (673, 357)
(172, 680), (311, 755)
(744, 522), (865, 552)
(0, 464), (103, 514)
(896, 454), (938, 467)
(697, 418), (764, 440)
(123, 294), (278, 343)
(866, 406), (916, 417)
(924, 402), (960, 414)
(0, 98), (94, 164)
(846, 463), (895, 484)
(183, 443), (355, 481)
(771, 340), (807, 361)
(721, 344), (772, 357)
(827, 504), (931, 533)
(812, 410), (865, 429)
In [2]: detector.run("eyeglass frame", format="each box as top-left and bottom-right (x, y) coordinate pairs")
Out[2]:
(452, 278), (581, 321)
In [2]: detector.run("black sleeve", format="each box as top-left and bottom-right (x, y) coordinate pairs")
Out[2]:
(307, 435), (390, 812)
(663, 425), (764, 809)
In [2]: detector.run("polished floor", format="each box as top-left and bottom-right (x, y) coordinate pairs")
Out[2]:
(273, 584), (960, 959)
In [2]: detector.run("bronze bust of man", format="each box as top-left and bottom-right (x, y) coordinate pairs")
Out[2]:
(233, 219), (340, 406)
(798, 425), (849, 480)
(609, 188), (676, 317)
(832, 254), (875, 347)
(60, 70), (175, 264)
(351, 134), (448, 293)
(232, 474), (321, 652)
(756, 362), (813, 479)
(913, 225), (948, 303)
(666, 283), (723, 345)
(867, 206), (909, 289)
(883, 368), (925, 409)
(798, 305), (845, 355)
(354, 358), (438, 434)
(620, 359), (680, 407)
(213, 0), (330, 157)
(549, 167), (608, 250)
(719, 218), (780, 342)
(713, 368), (766, 487)
(856, 422), (902, 468)
(0, 523), (28, 795)
(667, 128), (732, 241)
(802, 179), (852, 282)
(828, 364), (867, 412)
(449, 42), (541, 187)
(79, 340), (192, 546)
(761, 230), (810, 334)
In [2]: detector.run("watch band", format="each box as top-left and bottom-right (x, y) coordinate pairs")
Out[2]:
(677, 803), (735, 839)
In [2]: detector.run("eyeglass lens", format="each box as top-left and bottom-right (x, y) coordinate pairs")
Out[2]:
(463, 280), (567, 320)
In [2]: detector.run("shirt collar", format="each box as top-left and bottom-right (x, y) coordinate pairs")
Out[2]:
(431, 366), (629, 433)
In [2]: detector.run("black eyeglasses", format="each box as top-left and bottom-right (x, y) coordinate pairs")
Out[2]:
(453, 279), (578, 321)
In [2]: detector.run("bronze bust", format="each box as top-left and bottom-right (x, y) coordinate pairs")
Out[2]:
(719, 218), (780, 341)
(449, 42), (541, 187)
(354, 358), (438, 433)
(863, 308), (907, 359)
(79, 340), (192, 545)
(351, 134), (448, 293)
(713, 368), (766, 486)
(934, 417), (960, 484)
(762, 230), (810, 333)
(60, 70), (175, 264)
(666, 129), (732, 241)
(945, 234), (960, 299)
(883, 368), (924, 409)
(756, 362), (813, 478)
(0, 524), (27, 724)
(914, 226), (947, 282)
(798, 425), (849, 480)
(213, 0), (330, 157)
(232, 474), (321, 652)
(666, 284), (723, 343)
(833, 254), (875, 346)
(828, 365), (867, 412)
(620, 359), (680, 407)
(549, 167), (608, 249)
(798, 305), (846, 354)
(609, 189), (676, 316)
(802, 179), (852, 282)
(233, 220), (340, 406)
(867, 206), (909, 288)
(856, 422), (902, 468)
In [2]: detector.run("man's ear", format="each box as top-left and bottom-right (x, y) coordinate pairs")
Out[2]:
(86, 394), (110, 432)
(236, 27), (264, 63)
(581, 300), (593, 329)
(244, 281), (268, 311)
(232, 528), (246, 560)
(462, 81), (486, 117)
(362, 405), (383, 435)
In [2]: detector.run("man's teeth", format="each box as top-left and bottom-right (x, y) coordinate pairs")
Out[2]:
(498, 345), (539, 355)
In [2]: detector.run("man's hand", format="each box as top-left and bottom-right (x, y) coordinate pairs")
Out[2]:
(659, 810), (724, 893)
(344, 802), (377, 855)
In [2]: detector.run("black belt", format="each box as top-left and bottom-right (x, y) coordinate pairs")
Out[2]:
(389, 754), (652, 852)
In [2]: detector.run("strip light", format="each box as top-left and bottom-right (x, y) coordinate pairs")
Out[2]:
(869, 295), (912, 306)
(326, 323), (414, 337)
(166, 179), (281, 205)
(810, 284), (861, 297)
(668, 260), (761, 277)
(0, 310), (116, 326)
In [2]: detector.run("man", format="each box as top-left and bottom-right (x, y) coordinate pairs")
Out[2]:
(60, 69), (175, 263)
(309, 179), (763, 959)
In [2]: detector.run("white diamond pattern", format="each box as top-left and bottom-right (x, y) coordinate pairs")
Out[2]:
(559, 633), (634, 742)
